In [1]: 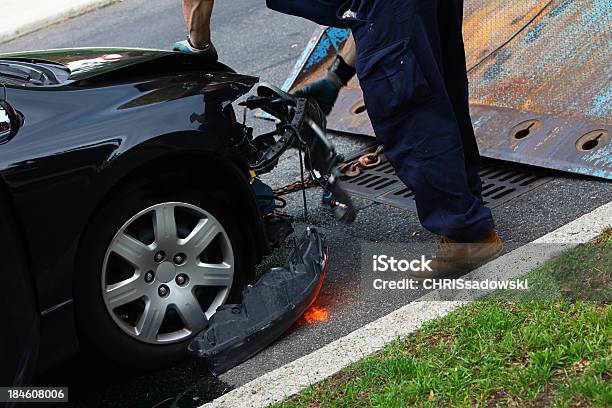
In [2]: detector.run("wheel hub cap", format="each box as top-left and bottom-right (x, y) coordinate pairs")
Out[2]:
(100, 202), (235, 345)
(156, 262), (176, 283)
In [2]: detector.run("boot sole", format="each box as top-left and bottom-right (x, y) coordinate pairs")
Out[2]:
(410, 242), (504, 281)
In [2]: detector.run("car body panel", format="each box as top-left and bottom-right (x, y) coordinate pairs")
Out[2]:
(0, 182), (40, 387)
(0, 47), (237, 83)
(0, 48), (265, 372)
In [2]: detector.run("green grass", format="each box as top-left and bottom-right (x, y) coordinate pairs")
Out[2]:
(496, 228), (611, 302)
(275, 229), (612, 408)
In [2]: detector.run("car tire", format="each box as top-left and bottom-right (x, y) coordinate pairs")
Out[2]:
(74, 174), (255, 369)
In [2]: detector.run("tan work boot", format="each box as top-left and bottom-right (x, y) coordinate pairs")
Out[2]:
(411, 230), (503, 279)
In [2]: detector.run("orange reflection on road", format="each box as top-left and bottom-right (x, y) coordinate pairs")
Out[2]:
(300, 306), (329, 325)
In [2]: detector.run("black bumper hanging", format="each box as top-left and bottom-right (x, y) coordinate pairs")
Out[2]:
(188, 228), (328, 375)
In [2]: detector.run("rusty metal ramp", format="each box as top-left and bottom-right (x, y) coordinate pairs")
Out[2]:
(280, 0), (612, 180)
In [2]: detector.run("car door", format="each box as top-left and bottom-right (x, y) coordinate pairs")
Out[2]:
(0, 185), (40, 392)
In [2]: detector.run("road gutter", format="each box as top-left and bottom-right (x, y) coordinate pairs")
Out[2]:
(202, 200), (612, 408)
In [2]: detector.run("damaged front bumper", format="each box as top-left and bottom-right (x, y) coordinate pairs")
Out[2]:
(187, 227), (328, 375)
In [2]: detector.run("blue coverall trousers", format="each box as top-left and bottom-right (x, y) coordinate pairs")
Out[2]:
(268, 0), (495, 242)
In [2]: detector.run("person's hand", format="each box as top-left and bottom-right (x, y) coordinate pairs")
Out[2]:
(173, 39), (218, 63)
(293, 78), (341, 116)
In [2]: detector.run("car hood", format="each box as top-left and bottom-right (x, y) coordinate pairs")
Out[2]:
(0, 47), (244, 83)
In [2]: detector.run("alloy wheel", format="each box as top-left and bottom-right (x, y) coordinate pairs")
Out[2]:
(101, 202), (234, 344)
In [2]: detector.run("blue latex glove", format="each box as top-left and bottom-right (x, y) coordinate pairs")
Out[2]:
(294, 78), (341, 115)
(173, 39), (218, 62)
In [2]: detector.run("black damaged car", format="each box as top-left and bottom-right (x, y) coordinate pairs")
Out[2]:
(0, 48), (353, 384)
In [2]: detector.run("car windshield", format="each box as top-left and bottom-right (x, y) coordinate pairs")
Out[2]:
(0, 58), (71, 86)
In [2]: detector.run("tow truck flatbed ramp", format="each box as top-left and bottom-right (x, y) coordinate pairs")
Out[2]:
(280, 0), (611, 180)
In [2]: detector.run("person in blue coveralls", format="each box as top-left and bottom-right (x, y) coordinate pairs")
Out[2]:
(174, 0), (503, 279)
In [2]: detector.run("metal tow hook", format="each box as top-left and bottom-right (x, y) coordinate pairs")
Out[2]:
(339, 146), (384, 178)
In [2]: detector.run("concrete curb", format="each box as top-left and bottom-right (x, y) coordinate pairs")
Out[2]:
(0, 0), (119, 45)
(202, 201), (612, 407)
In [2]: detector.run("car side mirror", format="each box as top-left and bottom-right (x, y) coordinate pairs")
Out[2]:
(0, 105), (11, 139)
(0, 100), (20, 143)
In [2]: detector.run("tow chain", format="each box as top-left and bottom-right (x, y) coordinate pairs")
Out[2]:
(272, 146), (384, 196)
(337, 146), (384, 178)
(272, 177), (317, 196)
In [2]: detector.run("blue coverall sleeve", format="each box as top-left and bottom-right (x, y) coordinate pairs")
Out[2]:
(266, 0), (346, 28)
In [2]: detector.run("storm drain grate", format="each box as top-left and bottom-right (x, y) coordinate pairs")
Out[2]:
(340, 151), (554, 210)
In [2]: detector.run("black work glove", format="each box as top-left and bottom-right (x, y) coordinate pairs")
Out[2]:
(294, 78), (342, 115)
(293, 55), (356, 116)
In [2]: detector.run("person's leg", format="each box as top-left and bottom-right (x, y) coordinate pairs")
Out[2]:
(351, 0), (495, 242)
(174, 0), (217, 61)
(182, 0), (214, 48)
(436, 0), (483, 201)
(374, 102), (494, 243)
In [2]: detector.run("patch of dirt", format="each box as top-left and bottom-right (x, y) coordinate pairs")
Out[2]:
(497, 357), (605, 408)
(310, 366), (361, 397)
(593, 227), (612, 243)
(571, 359), (591, 373)
(486, 388), (510, 407)
(524, 382), (563, 408)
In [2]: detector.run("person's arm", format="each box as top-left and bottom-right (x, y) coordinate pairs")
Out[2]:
(339, 34), (356, 68)
(174, 0), (218, 61)
(294, 34), (356, 115)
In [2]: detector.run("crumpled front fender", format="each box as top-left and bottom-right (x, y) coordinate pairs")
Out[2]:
(188, 227), (328, 375)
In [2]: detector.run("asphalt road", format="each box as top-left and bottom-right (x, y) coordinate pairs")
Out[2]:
(3, 1), (611, 407)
